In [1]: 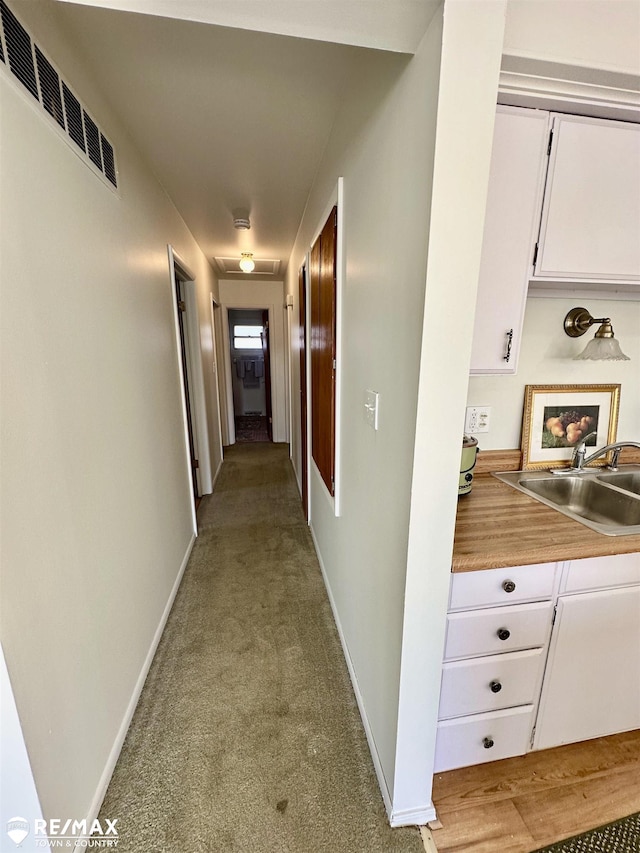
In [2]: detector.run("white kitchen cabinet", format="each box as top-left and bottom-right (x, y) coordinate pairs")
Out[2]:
(534, 584), (640, 750)
(469, 106), (550, 375)
(435, 562), (558, 772)
(534, 114), (640, 283)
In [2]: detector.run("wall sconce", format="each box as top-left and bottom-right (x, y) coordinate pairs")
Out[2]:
(239, 252), (255, 273)
(564, 307), (630, 361)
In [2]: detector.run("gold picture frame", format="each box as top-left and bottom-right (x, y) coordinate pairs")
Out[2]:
(521, 384), (620, 470)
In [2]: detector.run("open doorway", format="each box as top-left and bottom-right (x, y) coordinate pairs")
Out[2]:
(227, 309), (272, 443)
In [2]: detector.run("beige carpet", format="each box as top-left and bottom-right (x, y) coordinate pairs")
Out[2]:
(99, 443), (424, 852)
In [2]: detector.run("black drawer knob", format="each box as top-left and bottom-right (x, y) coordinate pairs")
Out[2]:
(483, 737), (494, 749)
(497, 628), (511, 641)
(490, 680), (502, 693)
(502, 580), (516, 593)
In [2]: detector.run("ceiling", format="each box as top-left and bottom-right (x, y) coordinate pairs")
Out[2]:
(52, 1), (440, 279)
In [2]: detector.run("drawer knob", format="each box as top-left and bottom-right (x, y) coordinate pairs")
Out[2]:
(497, 628), (511, 641)
(490, 680), (502, 693)
(502, 580), (516, 593)
(483, 736), (494, 749)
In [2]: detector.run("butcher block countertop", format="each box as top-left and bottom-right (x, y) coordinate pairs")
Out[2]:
(452, 449), (640, 573)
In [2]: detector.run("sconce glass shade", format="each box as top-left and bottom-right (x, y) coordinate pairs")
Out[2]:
(574, 336), (630, 361)
(564, 307), (630, 361)
(239, 253), (255, 273)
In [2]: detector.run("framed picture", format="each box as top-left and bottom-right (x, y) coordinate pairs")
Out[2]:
(521, 384), (620, 470)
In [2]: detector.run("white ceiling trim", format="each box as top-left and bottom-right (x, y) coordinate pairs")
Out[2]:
(215, 257), (281, 276)
(499, 57), (640, 121)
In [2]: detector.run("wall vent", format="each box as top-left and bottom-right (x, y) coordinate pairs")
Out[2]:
(0, 0), (118, 189)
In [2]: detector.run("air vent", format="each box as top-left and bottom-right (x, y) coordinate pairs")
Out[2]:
(1, 0), (38, 100)
(62, 82), (85, 152)
(83, 110), (102, 170)
(215, 257), (281, 276)
(35, 46), (64, 129)
(0, 1), (118, 189)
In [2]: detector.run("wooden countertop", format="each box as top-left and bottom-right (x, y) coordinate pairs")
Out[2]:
(453, 450), (640, 572)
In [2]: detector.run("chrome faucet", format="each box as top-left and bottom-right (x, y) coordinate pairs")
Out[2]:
(567, 433), (640, 472)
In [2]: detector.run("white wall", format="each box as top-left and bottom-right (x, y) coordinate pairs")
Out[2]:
(468, 296), (640, 450)
(219, 280), (287, 442)
(286, 7), (445, 811)
(504, 0), (640, 75)
(0, 0), (221, 826)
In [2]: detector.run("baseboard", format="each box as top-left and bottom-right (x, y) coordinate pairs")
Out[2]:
(76, 533), (196, 850)
(390, 803), (437, 828)
(308, 524), (394, 820)
(212, 457), (223, 489)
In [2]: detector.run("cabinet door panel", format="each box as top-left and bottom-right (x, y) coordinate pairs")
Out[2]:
(439, 648), (545, 719)
(536, 114), (640, 281)
(470, 106), (549, 375)
(534, 586), (640, 751)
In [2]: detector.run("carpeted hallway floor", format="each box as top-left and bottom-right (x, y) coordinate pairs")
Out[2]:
(98, 443), (425, 853)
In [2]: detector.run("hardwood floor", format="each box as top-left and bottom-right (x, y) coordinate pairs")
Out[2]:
(430, 730), (640, 852)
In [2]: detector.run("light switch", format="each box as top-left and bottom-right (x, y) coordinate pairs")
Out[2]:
(365, 390), (379, 430)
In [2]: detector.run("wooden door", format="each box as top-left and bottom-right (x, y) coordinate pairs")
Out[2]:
(298, 265), (308, 518)
(261, 309), (272, 441)
(310, 207), (337, 496)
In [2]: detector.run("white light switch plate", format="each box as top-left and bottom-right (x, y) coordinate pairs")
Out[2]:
(465, 406), (491, 434)
(365, 390), (379, 430)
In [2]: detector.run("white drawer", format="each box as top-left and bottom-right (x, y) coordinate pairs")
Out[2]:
(561, 552), (640, 594)
(449, 563), (557, 611)
(444, 601), (554, 661)
(434, 705), (534, 772)
(438, 647), (545, 719)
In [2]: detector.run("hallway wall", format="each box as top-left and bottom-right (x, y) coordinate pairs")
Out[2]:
(0, 0), (222, 826)
(286, 5), (443, 813)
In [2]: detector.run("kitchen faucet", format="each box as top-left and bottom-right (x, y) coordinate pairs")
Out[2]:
(558, 433), (640, 473)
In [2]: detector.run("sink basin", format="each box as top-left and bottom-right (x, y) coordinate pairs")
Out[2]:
(597, 471), (640, 497)
(493, 465), (640, 536)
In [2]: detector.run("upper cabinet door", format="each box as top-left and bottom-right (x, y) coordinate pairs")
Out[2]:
(470, 106), (550, 375)
(535, 114), (640, 282)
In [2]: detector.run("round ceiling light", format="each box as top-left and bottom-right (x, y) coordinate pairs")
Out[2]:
(239, 252), (255, 273)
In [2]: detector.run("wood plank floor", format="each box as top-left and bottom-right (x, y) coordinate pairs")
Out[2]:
(430, 730), (640, 852)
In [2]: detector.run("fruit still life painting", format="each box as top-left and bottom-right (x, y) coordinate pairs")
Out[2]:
(542, 406), (600, 448)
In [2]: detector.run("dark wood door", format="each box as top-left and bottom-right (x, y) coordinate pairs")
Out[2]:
(310, 207), (337, 496)
(298, 264), (308, 518)
(261, 309), (273, 441)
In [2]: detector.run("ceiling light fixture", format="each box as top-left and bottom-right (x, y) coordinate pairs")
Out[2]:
(239, 252), (255, 273)
(564, 307), (630, 361)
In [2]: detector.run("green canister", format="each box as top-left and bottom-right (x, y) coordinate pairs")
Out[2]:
(459, 435), (479, 496)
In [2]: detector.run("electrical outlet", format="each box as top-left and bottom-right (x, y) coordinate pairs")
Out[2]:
(465, 406), (491, 434)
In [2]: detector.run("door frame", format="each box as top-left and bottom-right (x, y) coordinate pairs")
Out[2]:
(220, 303), (277, 445)
(167, 245), (212, 531)
(209, 295), (226, 468)
(298, 262), (309, 519)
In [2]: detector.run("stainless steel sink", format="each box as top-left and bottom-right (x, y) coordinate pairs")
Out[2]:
(597, 470), (640, 497)
(493, 465), (640, 536)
